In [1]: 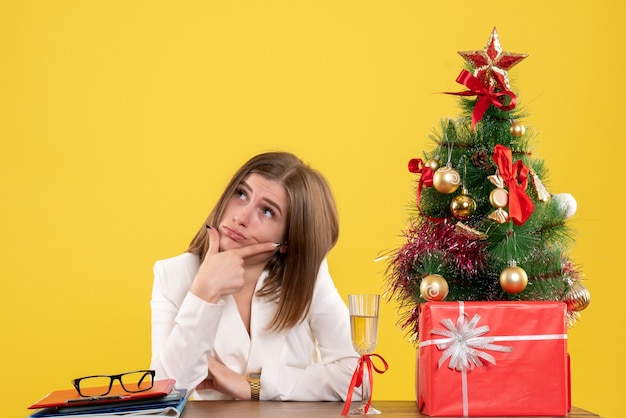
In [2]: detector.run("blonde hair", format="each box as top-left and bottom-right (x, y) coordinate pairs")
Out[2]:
(187, 152), (339, 331)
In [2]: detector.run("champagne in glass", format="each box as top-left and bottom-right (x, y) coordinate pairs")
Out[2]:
(348, 294), (381, 415)
(350, 311), (379, 355)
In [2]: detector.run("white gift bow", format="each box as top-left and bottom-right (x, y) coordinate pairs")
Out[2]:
(430, 312), (513, 371)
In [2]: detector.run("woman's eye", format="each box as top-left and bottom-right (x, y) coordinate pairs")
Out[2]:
(262, 207), (275, 218)
(236, 189), (247, 200)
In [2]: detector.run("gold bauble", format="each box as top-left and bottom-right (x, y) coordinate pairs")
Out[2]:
(510, 121), (526, 138)
(425, 158), (440, 171)
(450, 189), (477, 219)
(499, 265), (528, 294)
(432, 166), (461, 194)
(489, 188), (509, 208)
(420, 274), (449, 301)
(563, 282), (591, 312)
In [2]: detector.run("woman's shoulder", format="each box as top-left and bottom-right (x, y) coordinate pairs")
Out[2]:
(312, 258), (335, 293)
(155, 252), (200, 268)
(307, 258), (348, 316)
(151, 253), (200, 307)
(153, 252), (200, 283)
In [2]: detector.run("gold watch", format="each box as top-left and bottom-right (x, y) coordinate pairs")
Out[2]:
(247, 372), (261, 401)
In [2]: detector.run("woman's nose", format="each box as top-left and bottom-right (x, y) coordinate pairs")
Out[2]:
(233, 205), (251, 226)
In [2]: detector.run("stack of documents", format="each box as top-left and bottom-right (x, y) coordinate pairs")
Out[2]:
(27, 379), (187, 417)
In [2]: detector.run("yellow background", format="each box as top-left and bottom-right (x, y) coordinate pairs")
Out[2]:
(1, 1), (623, 417)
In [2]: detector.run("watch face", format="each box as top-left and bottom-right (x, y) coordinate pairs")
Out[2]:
(248, 373), (261, 379)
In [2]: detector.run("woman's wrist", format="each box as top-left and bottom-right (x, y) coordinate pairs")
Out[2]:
(190, 281), (221, 304)
(246, 372), (261, 401)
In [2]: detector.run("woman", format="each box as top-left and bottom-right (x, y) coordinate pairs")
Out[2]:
(149, 151), (360, 401)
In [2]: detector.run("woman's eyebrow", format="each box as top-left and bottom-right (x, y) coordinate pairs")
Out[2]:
(240, 180), (284, 216)
(264, 198), (283, 216)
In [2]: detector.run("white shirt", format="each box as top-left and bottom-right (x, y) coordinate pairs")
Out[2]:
(149, 252), (359, 400)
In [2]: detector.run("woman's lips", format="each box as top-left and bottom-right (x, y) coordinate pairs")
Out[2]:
(222, 226), (247, 242)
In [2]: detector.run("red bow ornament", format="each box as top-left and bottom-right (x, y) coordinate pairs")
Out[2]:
(446, 70), (517, 130)
(408, 158), (434, 207)
(492, 144), (535, 226)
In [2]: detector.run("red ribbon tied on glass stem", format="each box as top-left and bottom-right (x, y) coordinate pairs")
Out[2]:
(492, 144), (535, 226)
(446, 69), (517, 130)
(341, 354), (389, 416)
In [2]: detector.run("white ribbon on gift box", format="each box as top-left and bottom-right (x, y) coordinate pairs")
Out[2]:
(419, 301), (568, 417)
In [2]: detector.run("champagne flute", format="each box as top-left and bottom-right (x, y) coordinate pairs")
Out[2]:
(348, 294), (381, 415)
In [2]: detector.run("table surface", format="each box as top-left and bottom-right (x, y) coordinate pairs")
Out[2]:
(180, 400), (601, 418)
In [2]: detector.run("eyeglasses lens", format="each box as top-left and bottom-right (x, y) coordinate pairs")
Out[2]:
(77, 376), (113, 397)
(120, 370), (154, 392)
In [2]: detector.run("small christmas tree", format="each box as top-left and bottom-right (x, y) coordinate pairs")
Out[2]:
(386, 28), (590, 342)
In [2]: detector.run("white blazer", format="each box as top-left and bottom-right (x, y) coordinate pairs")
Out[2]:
(149, 252), (359, 401)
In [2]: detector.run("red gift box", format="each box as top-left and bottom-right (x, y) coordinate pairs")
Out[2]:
(416, 301), (570, 416)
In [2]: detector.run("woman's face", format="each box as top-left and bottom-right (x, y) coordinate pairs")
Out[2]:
(218, 173), (288, 258)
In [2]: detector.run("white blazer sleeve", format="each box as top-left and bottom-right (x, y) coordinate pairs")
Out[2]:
(261, 259), (360, 401)
(149, 254), (225, 392)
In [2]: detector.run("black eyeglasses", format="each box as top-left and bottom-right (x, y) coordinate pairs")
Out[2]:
(72, 370), (155, 397)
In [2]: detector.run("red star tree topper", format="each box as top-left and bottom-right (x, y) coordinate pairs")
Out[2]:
(458, 27), (527, 90)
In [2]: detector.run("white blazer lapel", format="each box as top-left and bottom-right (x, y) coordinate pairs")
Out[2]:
(247, 272), (288, 373)
(213, 295), (250, 374)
